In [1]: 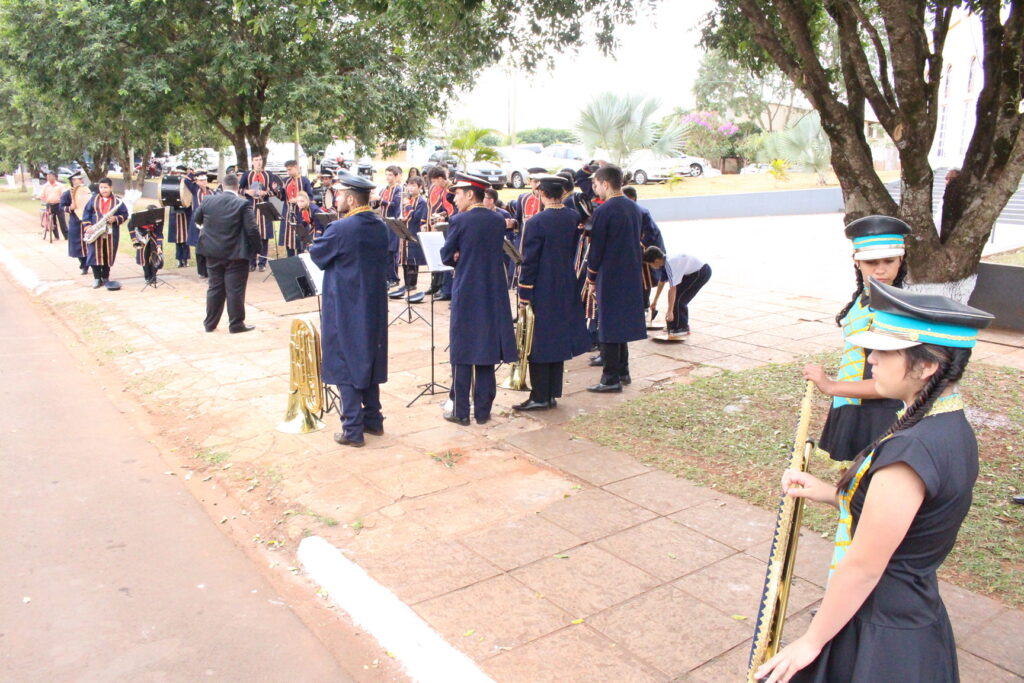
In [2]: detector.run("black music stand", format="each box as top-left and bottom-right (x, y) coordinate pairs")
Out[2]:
(407, 231), (450, 407)
(257, 200), (283, 281)
(313, 210), (337, 239)
(131, 207), (174, 291)
(385, 218), (428, 327)
(268, 255), (342, 421)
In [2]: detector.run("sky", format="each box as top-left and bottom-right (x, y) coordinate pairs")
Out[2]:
(447, 1), (716, 137)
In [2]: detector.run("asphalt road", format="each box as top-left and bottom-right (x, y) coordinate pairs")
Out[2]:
(0, 270), (354, 682)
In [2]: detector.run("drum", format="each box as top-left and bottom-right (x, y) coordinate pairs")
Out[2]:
(160, 175), (183, 208)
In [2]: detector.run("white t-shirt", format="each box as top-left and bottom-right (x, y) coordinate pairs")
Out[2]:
(664, 253), (705, 287)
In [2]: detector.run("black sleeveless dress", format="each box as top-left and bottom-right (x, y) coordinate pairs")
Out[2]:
(794, 409), (978, 682)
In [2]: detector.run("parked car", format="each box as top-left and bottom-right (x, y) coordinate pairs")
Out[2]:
(321, 139), (357, 173)
(264, 141), (309, 174)
(625, 151), (709, 184)
(419, 151), (507, 187)
(420, 150), (460, 175)
(495, 147), (563, 189)
(544, 144), (586, 171)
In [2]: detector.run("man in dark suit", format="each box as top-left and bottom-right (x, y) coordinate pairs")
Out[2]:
(194, 174), (260, 333)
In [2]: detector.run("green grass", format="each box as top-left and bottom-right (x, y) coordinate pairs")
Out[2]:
(984, 247), (1024, 266)
(195, 450), (230, 465)
(568, 354), (1024, 607)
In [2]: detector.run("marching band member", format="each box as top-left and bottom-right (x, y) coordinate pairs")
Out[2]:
(40, 171), (64, 241)
(309, 172), (390, 448)
(238, 151), (282, 272)
(281, 191), (320, 256)
(390, 176), (427, 302)
(167, 167), (192, 268)
(183, 171), (215, 278)
(279, 159), (314, 255)
(313, 170), (335, 210)
(426, 166), (456, 300)
(483, 188), (516, 287)
(81, 177), (129, 289)
(60, 171), (89, 272)
(623, 186), (667, 324)
(804, 216), (910, 463)
(585, 165), (646, 392)
(757, 279), (992, 683)
(513, 175), (590, 411)
(133, 205), (164, 285)
(380, 165), (404, 288)
(440, 172), (517, 425)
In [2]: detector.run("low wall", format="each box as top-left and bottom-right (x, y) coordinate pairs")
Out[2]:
(639, 187), (844, 222)
(969, 262), (1024, 331)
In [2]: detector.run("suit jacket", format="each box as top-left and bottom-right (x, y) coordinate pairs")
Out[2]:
(194, 191), (260, 260)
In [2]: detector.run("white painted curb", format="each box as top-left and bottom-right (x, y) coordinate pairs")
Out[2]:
(0, 243), (40, 291)
(298, 536), (494, 683)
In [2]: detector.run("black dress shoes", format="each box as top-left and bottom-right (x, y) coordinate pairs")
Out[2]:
(205, 326), (216, 333)
(475, 415), (491, 425)
(229, 324), (255, 334)
(620, 374), (632, 385)
(92, 278), (103, 289)
(249, 263), (256, 272)
(435, 294), (451, 302)
(513, 399), (551, 411)
(333, 433), (365, 448)
(587, 382), (622, 393)
(364, 426), (384, 436)
(81, 266), (90, 275)
(588, 355), (604, 367)
(444, 414), (470, 426)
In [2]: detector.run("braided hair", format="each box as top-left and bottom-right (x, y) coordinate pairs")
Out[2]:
(835, 343), (972, 491)
(834, 259), (909, 327)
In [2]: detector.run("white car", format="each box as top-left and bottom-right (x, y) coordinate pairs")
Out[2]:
(264, 141), (309, 174)
(167, 147), (237, 173)
(496, 147), (564, 189)
(544, 144), (587, 171)
(625, 151), (709, 184)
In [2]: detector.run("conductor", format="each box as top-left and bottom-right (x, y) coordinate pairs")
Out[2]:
(309, 171), (390, 448)
(194, 173), (260, 333)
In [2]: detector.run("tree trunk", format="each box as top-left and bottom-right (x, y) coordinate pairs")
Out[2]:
(230, 132), (249, 173)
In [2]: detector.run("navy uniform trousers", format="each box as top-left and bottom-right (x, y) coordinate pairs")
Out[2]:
(338, 383), (383, 442)
(452, 365), (496, 422)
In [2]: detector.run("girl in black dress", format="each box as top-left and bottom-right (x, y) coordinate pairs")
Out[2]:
(757, 279), (993, 683)
(803, 216), (911, 462)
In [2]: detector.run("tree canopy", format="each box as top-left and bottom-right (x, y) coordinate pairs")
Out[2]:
(702, 0), (1024, 288)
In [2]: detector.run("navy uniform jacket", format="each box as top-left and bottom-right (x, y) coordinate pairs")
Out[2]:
(183, 176), (214, 246)
(82, 193), (129, 267)
(518, 207), (590, 363)
(586, 195), (646, 343)
(400, 196), (427, 265)
(441, 207), (518, 365)
(309, 209), (390, 388)
(239, 170), (282, 239)
(59, 189), (84, 258)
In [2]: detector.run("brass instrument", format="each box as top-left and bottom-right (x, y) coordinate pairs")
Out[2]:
(499, 304), (535, 391)
(83, 196), (126, 244)
(277, 318), (327, 434)
(747, 380), (816, 681)
(71, 184), (92, 216)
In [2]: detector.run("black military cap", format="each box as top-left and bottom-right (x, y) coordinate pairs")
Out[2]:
(844, 215), (912, 260)
(527, 166), (548, 175)
(846, 278), (994, 350)
(532, 173), (570, 193)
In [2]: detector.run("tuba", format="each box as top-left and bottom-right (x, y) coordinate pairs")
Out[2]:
(500, 304), (535, 391)
(747, 380), (816, 681)
(277, 318), (327, 434)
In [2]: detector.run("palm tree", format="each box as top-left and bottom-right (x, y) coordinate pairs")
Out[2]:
(448, 124), (500, 170)
(576, 93), (688, 166)
(759, 112), (832, 184)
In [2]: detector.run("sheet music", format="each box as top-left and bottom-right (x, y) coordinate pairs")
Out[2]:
(298, 253), (325, 296)
(418, 231), (453, 273)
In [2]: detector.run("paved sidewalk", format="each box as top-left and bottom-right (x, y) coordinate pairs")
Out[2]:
(1, 200), (1021, 681)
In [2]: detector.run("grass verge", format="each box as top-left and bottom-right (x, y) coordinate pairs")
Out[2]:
(984, 246), (1024, 266)
(568, 354), (1024, 607)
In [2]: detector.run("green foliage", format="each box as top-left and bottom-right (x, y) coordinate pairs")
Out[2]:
(759, 114), (832, 184)
(577, 93), (688, 166)
(672, 110), (740, 160)
(448, 123), (500, 168)
(769, 159), (791, 183)
(517, 128), (579, 146)
(692, 48), (796, 132)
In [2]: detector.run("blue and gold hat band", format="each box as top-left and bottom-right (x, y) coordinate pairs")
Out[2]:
(870, 309), (979, 348)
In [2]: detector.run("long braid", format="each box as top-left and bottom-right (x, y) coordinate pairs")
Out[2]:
(835, 265), (864, 327)
(835, 345), (972, 491)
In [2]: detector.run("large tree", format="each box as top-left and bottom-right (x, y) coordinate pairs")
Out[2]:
(703, 1), (1023, 292)
(693, 48), (798, 132)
